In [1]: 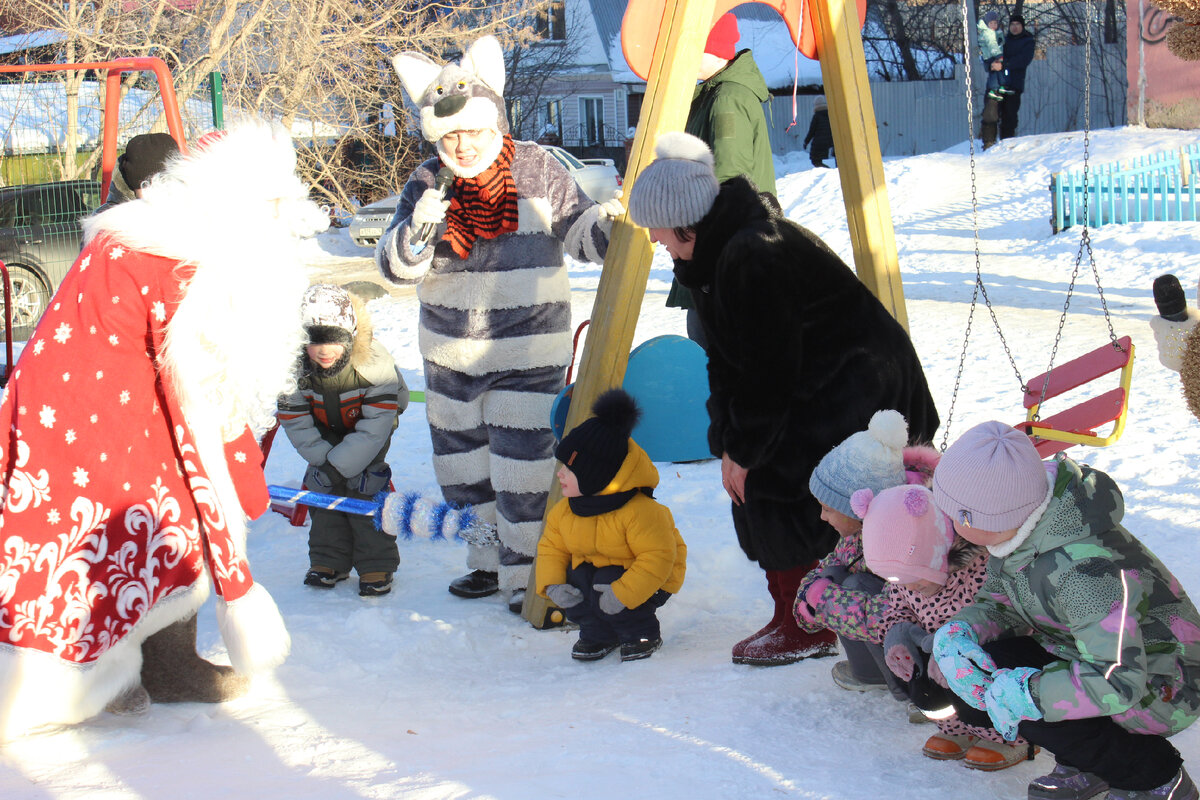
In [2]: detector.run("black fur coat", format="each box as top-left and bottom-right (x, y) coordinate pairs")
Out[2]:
(676, 178), (940, 569)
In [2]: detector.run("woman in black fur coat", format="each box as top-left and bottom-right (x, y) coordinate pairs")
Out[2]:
(628, 132), (940, 666)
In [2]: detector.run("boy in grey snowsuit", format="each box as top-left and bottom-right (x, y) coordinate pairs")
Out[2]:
(278, 284), (409, 597)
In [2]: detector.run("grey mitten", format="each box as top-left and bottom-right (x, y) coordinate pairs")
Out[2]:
(594, 583), (625, 615)
(818, 563), (852, 585)
(884, 622), (933, 682)
(305, 462), (343, 492)
(352, 462), (392, 496)
(546, 583), (583, 609)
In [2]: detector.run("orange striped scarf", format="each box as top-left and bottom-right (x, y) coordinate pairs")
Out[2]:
(443, 135), (519, 259)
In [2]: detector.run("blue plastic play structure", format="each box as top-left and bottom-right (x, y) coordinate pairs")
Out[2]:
(551, 334), (710, 463)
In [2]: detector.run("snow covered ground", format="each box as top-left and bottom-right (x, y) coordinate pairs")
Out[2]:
(3, 126), (1200, 799)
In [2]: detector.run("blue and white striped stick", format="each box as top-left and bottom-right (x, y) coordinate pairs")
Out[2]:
(266, 485), (498, 546)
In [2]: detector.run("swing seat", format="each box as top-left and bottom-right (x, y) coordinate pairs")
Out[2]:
(1017, 335), (1134, 458)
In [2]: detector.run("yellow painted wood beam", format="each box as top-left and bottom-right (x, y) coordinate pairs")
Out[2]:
(810, 0), (909, 330)
(523, 0), (717, 627)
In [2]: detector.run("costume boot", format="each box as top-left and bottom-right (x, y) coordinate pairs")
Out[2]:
(731, 569), (784, 662)
(734, 563), (838, 666)
(141, 613), (251, 703)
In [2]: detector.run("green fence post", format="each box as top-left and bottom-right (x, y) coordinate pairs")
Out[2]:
(209, 72), (225, 131)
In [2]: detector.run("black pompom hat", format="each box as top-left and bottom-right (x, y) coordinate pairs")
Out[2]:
(555, 389), (642, 496)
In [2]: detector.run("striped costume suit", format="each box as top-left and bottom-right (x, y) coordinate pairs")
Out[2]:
(377, 141), (611, 592)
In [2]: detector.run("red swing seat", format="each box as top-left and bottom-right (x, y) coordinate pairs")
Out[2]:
(1015, 335), (1134, 458)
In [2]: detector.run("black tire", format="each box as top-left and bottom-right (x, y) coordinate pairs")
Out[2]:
(0, 264), (50, 342)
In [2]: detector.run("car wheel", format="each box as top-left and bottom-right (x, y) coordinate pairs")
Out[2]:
(0, 264), (50, 341)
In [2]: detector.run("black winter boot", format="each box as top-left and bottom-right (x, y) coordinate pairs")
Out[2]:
(448, 569), (499, 598)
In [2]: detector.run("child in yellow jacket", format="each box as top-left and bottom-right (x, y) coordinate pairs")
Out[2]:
(536, 389), (687, 662)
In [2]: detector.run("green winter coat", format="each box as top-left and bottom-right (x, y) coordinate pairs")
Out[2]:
(951, 456), (1200, 735)
(669, 49), (777, 310)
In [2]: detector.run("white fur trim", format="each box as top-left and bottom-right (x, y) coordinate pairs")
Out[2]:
(987, 472), (1055, 558)
(1150, 310), (1200, 373)
(490, 453), (555, 495)
(0, 583), (206, 740)
(432, 446), (491, 488)
(564, 205), (604, 264)
(419, 328), (571, 375)
(377, 223), (433, 284)
(425, 102), (505, 164)
(216, 582), (291, 674)
(467, 542), (501, 572)
(517, 197), (554, 235)
(498, 563), (532, 593)
(419, 265), (567, 312)
(460, 36), (506, 96)
(482, 389), (556, 430)
(497, 518), (544, 558)
(655, 131), (715, 167)
(392, 51), (442, 107)
(426, 392), (485, 432)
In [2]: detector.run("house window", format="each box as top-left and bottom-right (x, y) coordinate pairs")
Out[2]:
(579, 97), (605, 146)
(542, 99), (563, 144)
(535, 1), (566, 41)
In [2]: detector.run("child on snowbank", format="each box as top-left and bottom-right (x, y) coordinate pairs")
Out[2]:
(277, 284), (409, 597)
(794, 409), (939, 705)
(855, 483), (1034, 771)
(931, 421), (1200, 799)
(535, 390), (687, 662)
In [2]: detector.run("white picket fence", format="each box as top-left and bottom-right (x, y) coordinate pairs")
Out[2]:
(767, 44), (1129, 158)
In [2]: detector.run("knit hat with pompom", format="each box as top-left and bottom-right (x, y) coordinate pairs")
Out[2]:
(555, 389), (642, 495)
(808, 409), (909, 519)
(854, 484), (956, 585)
(627, 132), (720, 229)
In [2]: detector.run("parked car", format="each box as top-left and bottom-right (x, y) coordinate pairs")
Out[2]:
(349, 144), (623, 248)
(0, 180), (103, 340)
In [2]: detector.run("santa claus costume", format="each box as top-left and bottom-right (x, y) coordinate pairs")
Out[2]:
(0, 120), (328, 739)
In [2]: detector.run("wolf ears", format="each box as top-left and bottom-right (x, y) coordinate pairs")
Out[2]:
(392, 35), (507, 104)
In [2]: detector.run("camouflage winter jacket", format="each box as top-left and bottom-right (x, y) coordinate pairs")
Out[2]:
(951, 456), (1200, 735)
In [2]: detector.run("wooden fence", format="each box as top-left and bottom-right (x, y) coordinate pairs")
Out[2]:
(1050, 143), (1199, 232)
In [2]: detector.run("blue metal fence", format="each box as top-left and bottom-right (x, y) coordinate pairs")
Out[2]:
(1051, 144), (1200, 233)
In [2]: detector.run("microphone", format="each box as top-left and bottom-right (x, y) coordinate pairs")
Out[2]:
(412, 166), (455, 249)
(1153, 274), (1189, 322)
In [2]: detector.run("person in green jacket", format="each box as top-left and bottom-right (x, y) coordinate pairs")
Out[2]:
(930, 421), (1200, 800)
(278, 284), (409, 597)
(667, 12), (778, 349)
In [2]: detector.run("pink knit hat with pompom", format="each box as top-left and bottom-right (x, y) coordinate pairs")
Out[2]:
(853, 484), (956, 585)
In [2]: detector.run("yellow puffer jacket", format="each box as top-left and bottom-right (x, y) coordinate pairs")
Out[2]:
(536, 441), (686, 610)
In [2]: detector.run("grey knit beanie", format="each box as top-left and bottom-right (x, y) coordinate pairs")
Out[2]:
(808, 410), (909, 519)
(628, 132), (720, 229)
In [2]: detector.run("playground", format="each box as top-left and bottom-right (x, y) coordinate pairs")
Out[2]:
(1, 123), (1197, 799)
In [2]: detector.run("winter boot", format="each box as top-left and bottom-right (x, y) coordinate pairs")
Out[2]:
(303, 566), (349, 588)
(572, 638), (620, 661)
(963, 740), (1039, 771)
(922, 733), (979, 760)
(141, 613), (250, 703)
(104, 682), (151, 716)
(731, 570), (784, 661)
(1028, 763), (1110, 800)
(620, 637), (663, 662)
(358, 572), (393, 597)
(448, 569), (499, 598)
(508, 588), (525, 614)
(733, 564), (838, 666)
(831, 659), (888, 692)
(1105, 768), (1199, 800)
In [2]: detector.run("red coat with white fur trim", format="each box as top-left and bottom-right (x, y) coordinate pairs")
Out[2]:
(0, 236), (273, 735)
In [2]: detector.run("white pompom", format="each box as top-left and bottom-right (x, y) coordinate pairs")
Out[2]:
(654, 131), (714, 168)
(867, 409), (909, 451)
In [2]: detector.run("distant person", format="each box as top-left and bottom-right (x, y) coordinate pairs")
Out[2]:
(628, 132), (939, 667)
(95, 132), (180, 213)
(802, 95), (834, 168)
(278, 283), (409, 597)
(667, 12), (778, 350)
(535, 390), (687, 663)
(976, 11), (1011, 100)
(982, 15), (1035, 149)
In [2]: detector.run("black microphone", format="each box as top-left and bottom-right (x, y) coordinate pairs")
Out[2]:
(413, 166), (455, 248)
(1153, 273), (1189, 322)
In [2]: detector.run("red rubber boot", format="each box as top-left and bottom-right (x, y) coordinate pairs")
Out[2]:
(734, 563), (838, 666)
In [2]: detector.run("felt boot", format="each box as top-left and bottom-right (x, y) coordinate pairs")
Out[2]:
(731, 569), (784, 661)
(141, 613), (250, 704)
(104, 682), (151, 716)
(963, 740), (1039, 771)
(734, 564), (837, 666)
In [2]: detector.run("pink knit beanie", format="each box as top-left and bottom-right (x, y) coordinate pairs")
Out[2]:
(853, 485), (955, 585)
(932, 421), (1048, 532)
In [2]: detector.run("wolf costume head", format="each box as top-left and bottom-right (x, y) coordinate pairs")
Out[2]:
(393, 36), (509, 178)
